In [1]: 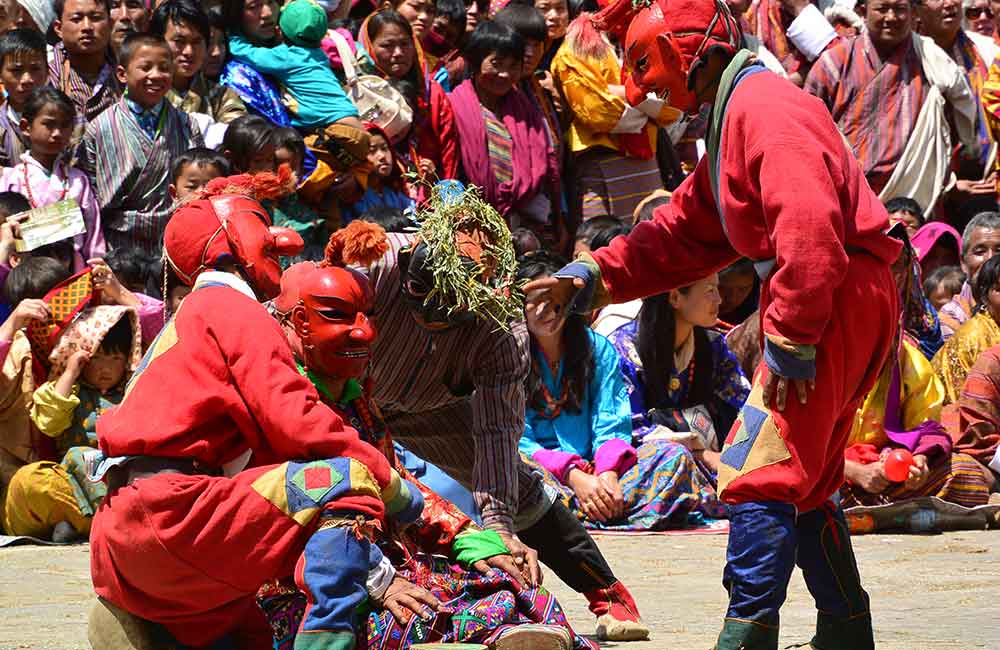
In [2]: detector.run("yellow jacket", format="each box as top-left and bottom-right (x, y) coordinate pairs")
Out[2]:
(30, 380), (80, 438)
(850, 339), (944, 448)
(551, 43), (667, 155)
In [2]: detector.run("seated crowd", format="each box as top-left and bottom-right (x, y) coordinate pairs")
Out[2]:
(0, 0), (1000, 645)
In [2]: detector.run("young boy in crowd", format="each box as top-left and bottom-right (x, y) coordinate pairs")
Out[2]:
(424, 0), (466, 90)
(341, 123), (413, 224)
(150, 0), (247, 124)
(50, 0), (122, 144)
(227, 0), (362, 131)
(80, 32), (204, 255)
(3, 305), (141, 542)
(0, 29), (47, 167)
(168, 146), (229, 202)
(924, 266), (967, 311)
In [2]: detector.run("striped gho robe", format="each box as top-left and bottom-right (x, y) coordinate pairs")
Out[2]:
(804, 31), (927, 195)
(79, 98), (203, 256)
(365, 233), (538, 535)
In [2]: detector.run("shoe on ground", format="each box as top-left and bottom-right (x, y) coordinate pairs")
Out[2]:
(490, 623), (573, 650)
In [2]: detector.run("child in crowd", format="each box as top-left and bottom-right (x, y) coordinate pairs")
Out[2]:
(168, 146), (229, 202)
(357, 206), (412, 232)
(512, 226), (541, 257)
(424, 0), (466, 90)
(341, 123), (414, 223)
(2, 304), (142, 542)
(202, 6), (228, 80)
(574, 215), (628, 257)
(80, 32), (203, 255)
(0, 29), (47, 167)
(227, 0), (362, 131)
(924, 266), (967, 312)
(0, 87), (107, 267)
(222, 114), (277, 173)
(104, 248), (159, 296)
(884, 196), (925, 240)
(271, 127), (328, 264)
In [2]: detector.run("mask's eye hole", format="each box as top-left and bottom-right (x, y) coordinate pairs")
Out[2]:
(405, 278), (430, 297)
(317, 308), (349, 321)
(634, 55), (649, 73)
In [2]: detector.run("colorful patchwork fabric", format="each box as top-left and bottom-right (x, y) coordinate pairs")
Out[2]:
(251, 458), (381, 526)
(717, 380), (792, 496)
(258, 554), (598, 650)
(26, 269), (96, 365)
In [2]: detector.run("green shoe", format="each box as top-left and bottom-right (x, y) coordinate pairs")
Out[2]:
(809, 612), (874, 650)
(713, 617), (779, 650)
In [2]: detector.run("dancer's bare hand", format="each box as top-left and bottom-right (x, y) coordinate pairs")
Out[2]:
(381, 576), (440, 624)
(473, 552), (528, 589)
(497, 533), (541, 588)
(522, 275), (584, 331)
(761, 370), (815, 411)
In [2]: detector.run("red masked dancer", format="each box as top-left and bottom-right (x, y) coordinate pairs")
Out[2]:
(88, 169), (423, 650)
(525, 1), (901, 648)
(265, 221), (596, 650)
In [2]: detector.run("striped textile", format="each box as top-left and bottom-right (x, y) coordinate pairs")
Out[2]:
(79, 99), (203, 255)
(950, 30), (992, 164)
(804, 32), (926, 195)
(47, 43), (122, 146)
(483, 107), (515, 185)
(366, 233), (547, 534)
(575, 147), (663, 221)
(0, 102), (28, 168)
(841, 452), (993, 508)
(954, 343), (1000, 463)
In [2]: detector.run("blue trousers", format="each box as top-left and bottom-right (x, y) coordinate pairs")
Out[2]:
(722, 500), (872, 647)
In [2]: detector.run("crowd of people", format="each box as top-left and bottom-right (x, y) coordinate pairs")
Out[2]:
(0, 0), (999, 645)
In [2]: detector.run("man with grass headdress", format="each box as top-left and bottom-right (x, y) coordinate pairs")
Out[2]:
(365, 182), (650, 643)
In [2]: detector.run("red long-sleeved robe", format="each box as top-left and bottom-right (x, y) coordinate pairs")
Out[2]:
(590, 71), (902, 512)
(90, 281), (394, 646)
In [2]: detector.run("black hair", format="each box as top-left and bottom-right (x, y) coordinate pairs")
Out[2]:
(359, 207), (410, 232)
(21, 86), (76, 125)
(222, 114), (276, 173)
(720, 258), (754, 279)
(923, 265), (966, 299)
(974, 254), (1000, 308)
(30, 240), (75, 268)
(636, 291), (713, 410)
(0, 29), (47, 68)
(366, 10), (413, 43)
(55, 0), (112, 22)
(105, 247), (159, 295)
(149, 0), (211, 43)
(171, 146), (230, 183)
(389, 77), (419, 112)
(207, 4), (226, 30)
(516, 250), (592, 415)
(636, 194), (671, 223)
(274, 127), (306, 159)
(883, 196), (924, 221)
(2, 256), (71, 305)
(99, 316), (134, 356)
(463, 20), (524, 74)
(436, 0), (467, 28)
(511, 226), (540, 257)
(575, 216), (627, 250)
(494, 3), (547, 43)
(118, 32), (172, 68)
(0, 191), (31, 218)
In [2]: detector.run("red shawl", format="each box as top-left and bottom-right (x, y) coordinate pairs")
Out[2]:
(450, 78), (557, 218)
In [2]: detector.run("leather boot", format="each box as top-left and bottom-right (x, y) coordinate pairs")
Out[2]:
(713, 617), (779, 650)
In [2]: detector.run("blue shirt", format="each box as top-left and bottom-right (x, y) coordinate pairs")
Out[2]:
(519, 329), (632, 461)
(228, 34), (358, 129)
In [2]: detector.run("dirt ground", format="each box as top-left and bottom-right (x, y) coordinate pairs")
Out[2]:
(1, 531), (997, 650)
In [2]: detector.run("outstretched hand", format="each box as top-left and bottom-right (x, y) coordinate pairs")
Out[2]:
(522, 275), (584, 332)
(474, 533), (541, 589)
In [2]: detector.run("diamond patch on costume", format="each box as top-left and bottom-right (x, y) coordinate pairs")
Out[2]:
(721, 404), (768, 470)
(291, 461), (344, 504)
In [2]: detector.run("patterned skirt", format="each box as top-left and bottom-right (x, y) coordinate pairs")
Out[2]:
(840, 452), (994, 509)
(532, 440), (728, 531)
(257, 554), (597, 650)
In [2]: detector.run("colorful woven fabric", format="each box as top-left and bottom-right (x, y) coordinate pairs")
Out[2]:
(259, 556), (598, 650)
(840, 452), (992, 508)
(529, 440), (727, 531)
(26, 269), (95, 366)
(932, 311), (1000, 405)
(954, 342), (1000, 463)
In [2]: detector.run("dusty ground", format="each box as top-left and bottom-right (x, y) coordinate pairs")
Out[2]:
(1, 531), (997, 649)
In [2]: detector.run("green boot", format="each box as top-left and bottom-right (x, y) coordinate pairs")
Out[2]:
(713, 617), (780, 650)
(809, 612), (875, 650)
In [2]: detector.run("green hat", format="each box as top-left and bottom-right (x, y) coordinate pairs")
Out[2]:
(279, 0), (327, 48)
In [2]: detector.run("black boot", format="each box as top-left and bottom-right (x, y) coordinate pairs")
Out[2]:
(714, 618), (779, 650)
(796, 504), (874, 650)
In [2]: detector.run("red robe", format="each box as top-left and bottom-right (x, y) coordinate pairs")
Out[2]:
(590, 71), (902, 512)
(90, 281), (394, 646)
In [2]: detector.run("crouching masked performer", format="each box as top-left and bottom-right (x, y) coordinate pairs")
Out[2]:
(262, 220), (596, 650)
(364, 183), (649, 642)
(88, 171), (423, 650)
(524, 2), (902, 648)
